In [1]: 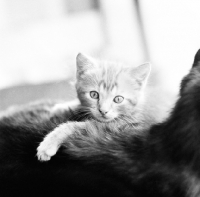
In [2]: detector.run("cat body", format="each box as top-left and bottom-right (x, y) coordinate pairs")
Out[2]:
(1, 50), (200, 196)
(37, 53), (168, 161)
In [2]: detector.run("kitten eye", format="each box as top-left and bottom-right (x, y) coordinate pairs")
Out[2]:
(113, 96), (124, 103)
(90, 91), (99, 99)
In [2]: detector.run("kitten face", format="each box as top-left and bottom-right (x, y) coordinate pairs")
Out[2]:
(76, 53), (151, 122)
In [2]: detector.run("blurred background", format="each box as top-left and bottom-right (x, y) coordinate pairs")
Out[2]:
(1, 0), (200, 110)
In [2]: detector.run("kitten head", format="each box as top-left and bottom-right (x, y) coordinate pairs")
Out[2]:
(75, 53), (151, 122)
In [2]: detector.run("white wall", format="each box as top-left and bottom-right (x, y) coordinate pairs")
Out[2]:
(0, 0), (103, 89)
(99, 0), (146, 63)
(140, 0), (200, 92)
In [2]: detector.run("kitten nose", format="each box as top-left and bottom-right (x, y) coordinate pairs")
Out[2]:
(99, 109), (108, 115)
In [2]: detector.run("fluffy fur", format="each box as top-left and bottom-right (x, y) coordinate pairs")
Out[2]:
(37, 53), (169, 161)
(1, 50), (200, 196)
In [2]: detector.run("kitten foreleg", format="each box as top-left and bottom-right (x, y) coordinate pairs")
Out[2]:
(37, 122), (85, 161)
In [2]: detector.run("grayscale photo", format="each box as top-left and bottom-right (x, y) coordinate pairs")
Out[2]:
(0, 1), (200, 196)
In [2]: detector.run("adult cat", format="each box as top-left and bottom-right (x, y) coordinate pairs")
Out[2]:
(37, 53), (169, 161)
(0, 49), (200, 197)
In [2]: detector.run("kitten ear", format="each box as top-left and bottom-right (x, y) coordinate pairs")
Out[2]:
(129, 63), (151, 86)
(76, 53), (96, 74)
(193, 49), (200, 68)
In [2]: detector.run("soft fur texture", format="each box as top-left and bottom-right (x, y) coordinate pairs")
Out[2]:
(1, 50), (200, 197)
(37, 53), (170, 161)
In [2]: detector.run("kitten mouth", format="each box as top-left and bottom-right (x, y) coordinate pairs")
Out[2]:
(91, 112), (114, 122)
(95, 116), (113, 123)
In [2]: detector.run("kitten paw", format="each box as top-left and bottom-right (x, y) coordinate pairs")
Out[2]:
(37, 142), (59, 162)
(37, 151), (51, 161)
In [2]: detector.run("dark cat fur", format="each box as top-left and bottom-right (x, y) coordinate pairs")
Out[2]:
(1, 50), (200, 197)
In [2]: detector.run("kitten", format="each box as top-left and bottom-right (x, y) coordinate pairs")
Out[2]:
(37, 53), (166, 161)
